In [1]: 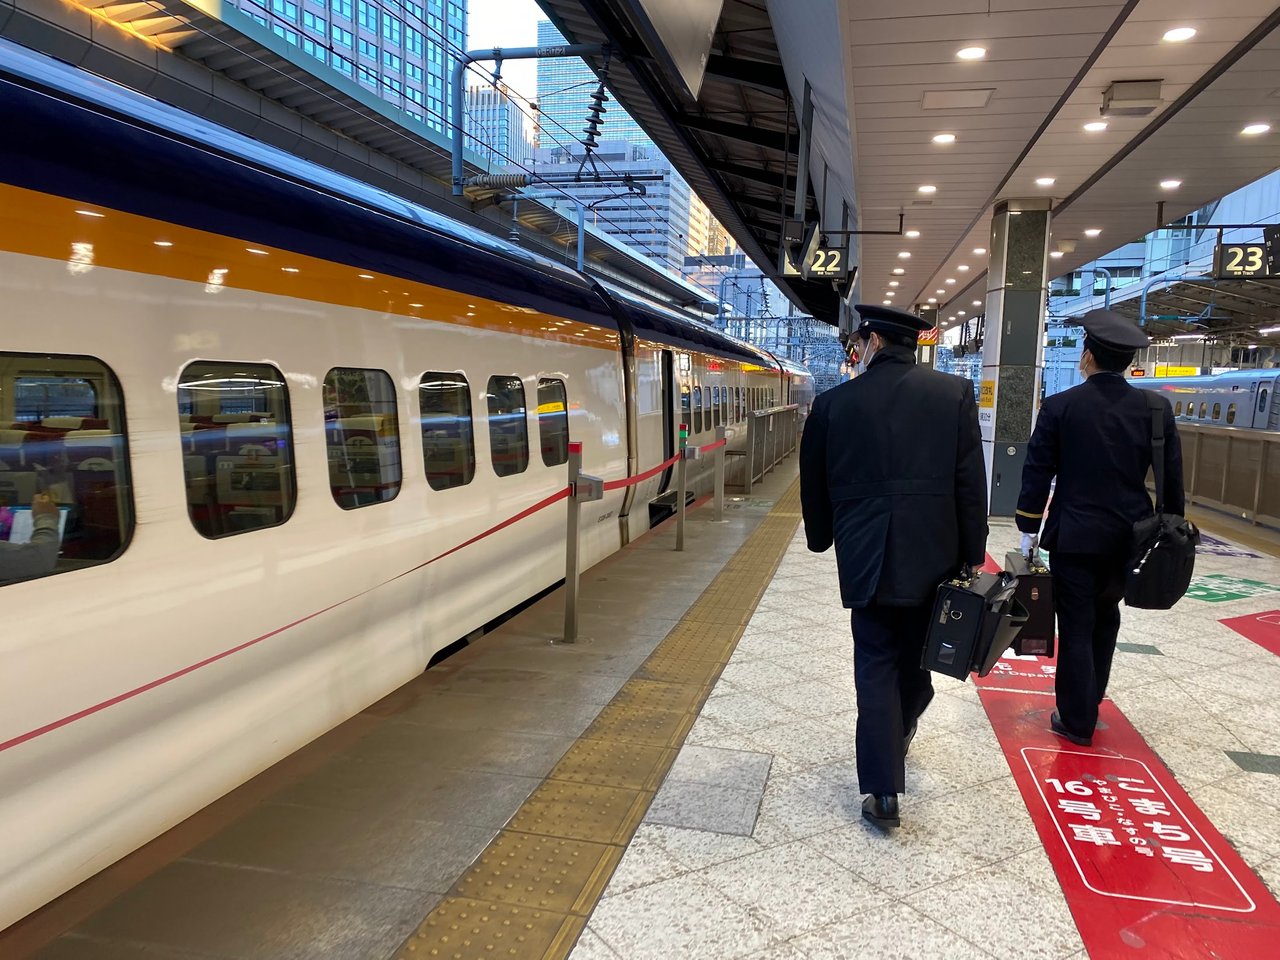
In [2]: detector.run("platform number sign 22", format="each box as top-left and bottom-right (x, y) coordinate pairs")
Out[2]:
(807, 247), (849, 280)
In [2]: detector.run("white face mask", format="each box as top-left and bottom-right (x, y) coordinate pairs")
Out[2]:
(855, 337), (877, 375)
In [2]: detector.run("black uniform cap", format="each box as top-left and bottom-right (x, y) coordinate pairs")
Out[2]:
(1078, 309), (1150, 351)
(854, 303), (932, 339)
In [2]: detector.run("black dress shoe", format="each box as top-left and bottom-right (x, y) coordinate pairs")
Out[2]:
(1050, 711), (1093, 747)
(861, 794), (900, 829)
(904, 720), (918, 757)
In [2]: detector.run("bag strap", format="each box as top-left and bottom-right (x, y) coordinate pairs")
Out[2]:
(1143, 391), (1166, 514)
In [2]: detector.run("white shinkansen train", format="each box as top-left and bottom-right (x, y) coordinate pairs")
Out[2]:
(1131, 369), (1279, 431)
(0, 41), (813, 926)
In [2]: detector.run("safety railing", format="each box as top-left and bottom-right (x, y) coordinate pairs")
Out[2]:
(729, 405), (801, 494)
(1173, 423), (1280, 530)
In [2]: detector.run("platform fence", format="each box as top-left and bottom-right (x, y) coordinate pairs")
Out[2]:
(1173, 423), (1280, 529)
(731, 405), (800, 494)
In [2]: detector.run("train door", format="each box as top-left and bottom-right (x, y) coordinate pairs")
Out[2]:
(1256, 376), (1278, 429)
(658, 350), (674, 494)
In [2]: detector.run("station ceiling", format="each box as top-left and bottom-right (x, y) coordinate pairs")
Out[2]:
(540, 1), (1280, 335)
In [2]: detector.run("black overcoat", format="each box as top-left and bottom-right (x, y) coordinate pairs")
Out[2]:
(799, 345), (988, 608)
(1016, 372), (1185, 555)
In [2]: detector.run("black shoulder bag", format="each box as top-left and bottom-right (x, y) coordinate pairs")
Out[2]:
(1125, 393), (1200, 609)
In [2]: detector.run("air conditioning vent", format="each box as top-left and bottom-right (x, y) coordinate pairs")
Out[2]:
(1101, 80), (1162, 117)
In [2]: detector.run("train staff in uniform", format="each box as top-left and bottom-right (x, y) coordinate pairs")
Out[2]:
(1016, 309), (1184, 747)
(800, 304), (988, 830)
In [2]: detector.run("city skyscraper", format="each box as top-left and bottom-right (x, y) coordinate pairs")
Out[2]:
(229, 0), (466, 138)
(465, 84), (528, 169)
(535, 19), (653, 154)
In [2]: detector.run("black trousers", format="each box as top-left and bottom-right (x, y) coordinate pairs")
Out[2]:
(1050, 551), (1128, 738)
(849, 604), (935, 795)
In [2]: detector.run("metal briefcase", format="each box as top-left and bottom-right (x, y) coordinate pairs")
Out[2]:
(1004, 552), (1055, 658)
(923, 571), (1027, 681)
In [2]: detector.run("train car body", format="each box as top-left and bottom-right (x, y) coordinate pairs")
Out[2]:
(0, 40), (807, 926)
(1131, 369), (1279, 430)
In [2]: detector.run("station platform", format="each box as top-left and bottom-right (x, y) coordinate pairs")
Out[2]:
(7, 462), (1280, 960)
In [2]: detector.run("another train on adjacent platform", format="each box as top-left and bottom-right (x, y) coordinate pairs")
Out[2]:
(0, 40), (813, 927)
(1131, 369), (1280, 431)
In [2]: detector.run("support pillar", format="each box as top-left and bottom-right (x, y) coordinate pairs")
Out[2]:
(980, 199), (1051, 516)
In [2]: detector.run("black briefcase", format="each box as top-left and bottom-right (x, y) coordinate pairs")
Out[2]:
(923, 571), (1028, 680)
(1004, 552), (1055, 657)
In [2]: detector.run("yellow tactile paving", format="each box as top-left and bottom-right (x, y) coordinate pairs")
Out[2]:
(396, 479), (802, 960)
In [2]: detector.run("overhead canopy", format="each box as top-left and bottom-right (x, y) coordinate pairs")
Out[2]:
(534, 0), (854, 322)
(809, 0), (1280, 339)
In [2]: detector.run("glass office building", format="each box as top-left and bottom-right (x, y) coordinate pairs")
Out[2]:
(230, 0), (467, 137)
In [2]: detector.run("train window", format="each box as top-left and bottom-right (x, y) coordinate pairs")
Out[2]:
(1227, 403), (1237, 425)
(537, 378), (569, 467)
(0, 353), (133, 585)
(324, 368), (401, 509)
(1174, 402), (1182, 416)
(177, 361), (294, 538)
(1212, 402), (1221, 421)
(419, 373), (475, 490)
(721, 387), (728, 426)
(681, 385), (691, 434)
(1199, 402), (1207, 419)
(712, 386), (722, 429)
(1260, 388), (1269, 414)
(692, 386), (703, 433)
(487, 375), (529, 477)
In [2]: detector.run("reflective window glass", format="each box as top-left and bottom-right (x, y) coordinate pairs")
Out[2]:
(1227, 403), (1237, 425)
(681, 384), (691, 434)
(1259, 388), (1269, 413)
(1199, 402), (1208, 419)
(1, 353), (133, 585)
(487, 376), (529, 477)
(177, 361), (294, 538)
(1212, 402), (1221, 421)
(712, 386), (722, 428)
(1174, 401), (1182, 416)
(419, 372), (474, 490)
(537, 378), (569, 467)
(324, 368), (401, 508)
(692, 386), (703, 433)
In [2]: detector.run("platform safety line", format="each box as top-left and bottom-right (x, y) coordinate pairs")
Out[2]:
(394, 478), (804, 960)
(1, 453), (730, 755)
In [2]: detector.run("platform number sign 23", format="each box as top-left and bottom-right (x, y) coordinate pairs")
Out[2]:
(1215, 243), (1270, 279)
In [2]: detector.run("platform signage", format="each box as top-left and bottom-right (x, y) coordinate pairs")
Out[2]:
(1215, 242), (1273, 279)
(979, 380), (995, 408)
(1185, 574), (1280, 603)
(1221, 610), (1280, 657)
(802, 244), (850, 280)
(1196, 532), (1262, 559)
(978, 686), (1280, 956)
(1155, 365), (1198, 377)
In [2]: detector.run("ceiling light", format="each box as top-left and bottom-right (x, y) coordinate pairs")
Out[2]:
(1050, 250), (1065, 258)
(958, 265), (970, 272)
(973, 247), (987, 255)
(1085, 228), (1102, 237)
(1162, 27), (1196, 43)
(246, 247), (268, 255)
(886, 290), (896, 296)
(898, 251), (911, 259)
(927, 297), (937, 303)
(153, 240), (173, 247)
(1036, 177), (1056, 187)
(1259, 325), (1280, 335)
(358, 273), (375, 279)
(889, 281), (900, 287)
(282, 267), (300, 273)
(958, 311), (966, 316)
(945, 278), (956, 284)
(883, 299), (892, 305)
(1242, 123), (1271, 135)
(892, 267), (905, 275)
(1160, 179), (1182, 189)
(211, 267), (229, 275)
(932, 133), (956, 144)
(972, 300), (982, 306)
(918, 184), (937, 194)
(1084, 121), (1108, 132)
(74, 209), (105, 218)
(936, 289), (945, 295)
(905, 230), (921, 238)
(956, 46), (986, 60)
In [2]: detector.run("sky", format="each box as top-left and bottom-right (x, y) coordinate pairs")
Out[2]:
(466, 0), (547, 103)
